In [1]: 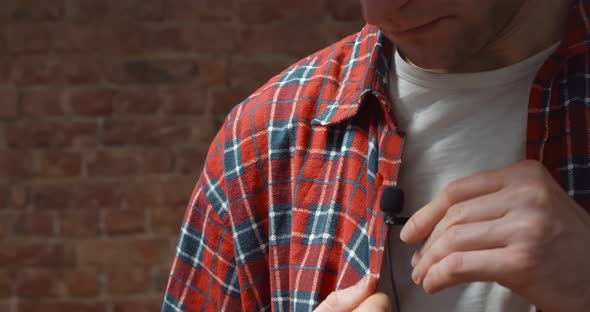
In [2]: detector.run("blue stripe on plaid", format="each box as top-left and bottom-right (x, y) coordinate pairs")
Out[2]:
(203, 178), (229, 218)
(342, 219), (371, 278)
(176, 223), (205, 270)
(289, 290), (322, 311)
(162, 293), (186, 312)
(324, 123), (355, 161)
(302, 203), (341, 246)
(222, 258), (241, 297)
(269, 204), (293, 246)
(272, 289), (291, 312)
(277, 62), (320, 86)
(233, 217), (269, 265)
(269, 120), (297, 160)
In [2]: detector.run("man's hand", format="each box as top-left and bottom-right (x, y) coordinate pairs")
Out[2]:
(399, 160), (590, 312)
(314, 275), (392, 312)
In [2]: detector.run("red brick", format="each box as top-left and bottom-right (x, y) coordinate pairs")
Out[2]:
(189, 22), (236, 54)
(239, 22), (333, 57)
(0, 58), (11, 84)
(212, 86), (252, 116)
(0, 88), (18, 120)
(32, 182), (120, 211)
(237, 0), (327, 24)
(175, 147), (207, 175)
(0, 212), (18, 239)
(103, 118), (192, 146)
(0, 151), (35, 180)
(111, 0), (164, 20)
(195, 59), (229, 87)
(2, 24), (52, 54)
(0, 271), (13, 298)
(113, 88), (161, 115)
(21, 88), (66, 116)
(106, 267), (149, 294)
(59, 210), (100, 238)
(18, 301), (106, 312)
(161, 176), (194, 206)
(87, 151), (140, 177)
(0, 0), (64, 22)
(6, 121), (97, 148)
(67, 0), (164, 21)
(73, 182), (122, 209)
(31, 183), (72, 210)
(191, 116), (217, 144)
(142, 25), (191, 53)
(140, 149), (174, 174)
(165, 0), (233, 22)
(10, 55), (102, 86)
(107, 58), (199, 85)
(229, 58), (288, 91)
(16, 269), (58, 297)
(69, 88), (114, 116)
(113, 299), (161, 312)
(14, 212), (56, 237)
(151, 206), (184, 235)
(76, 238), (166, 267)
(65, 0), (107, 20)
(106, 23), (190, 54)
(64, 269), (100, 297)
(52, 24), (106, 53)
(161, 86), (207, 115)
(120, 180), (164, 208)
(9, 185), (28, 209)
(0, 186), (7, 210)
(0, 242), (69, 268)
(151, 265), (171, 292)
(39, 151), (81, 177)
(104, 209), (145, 235)
(100, 24), (144, 54)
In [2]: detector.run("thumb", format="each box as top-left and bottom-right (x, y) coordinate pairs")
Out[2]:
(314, 274), (378, 312)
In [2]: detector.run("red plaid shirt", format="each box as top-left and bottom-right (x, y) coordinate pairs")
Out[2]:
(163, 1), (590, 311)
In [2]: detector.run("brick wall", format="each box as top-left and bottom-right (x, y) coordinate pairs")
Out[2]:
(0, 1), (364, 311)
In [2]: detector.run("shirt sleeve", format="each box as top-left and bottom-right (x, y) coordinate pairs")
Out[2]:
(162, 123), (243, 312)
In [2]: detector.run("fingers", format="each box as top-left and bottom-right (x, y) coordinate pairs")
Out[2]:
(400, 171), (504, 244)
(314, 275), (378, 312)
(420, 248), (515, 294)
(353, 292), (392, 312)
(412, 191), (510, 265)
(411, 219), (509, 285)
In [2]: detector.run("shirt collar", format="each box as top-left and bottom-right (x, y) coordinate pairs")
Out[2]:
(311, 24), (393, 126)
(315, 0), (590, 126)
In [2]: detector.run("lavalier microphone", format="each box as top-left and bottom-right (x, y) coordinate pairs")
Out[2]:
(379, 186), (407, 312)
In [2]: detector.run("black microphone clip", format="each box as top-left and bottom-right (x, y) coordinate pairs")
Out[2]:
(380, 186), (408, 226)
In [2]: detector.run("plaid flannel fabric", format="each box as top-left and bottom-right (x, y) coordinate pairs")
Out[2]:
(163, 1), (590, 311)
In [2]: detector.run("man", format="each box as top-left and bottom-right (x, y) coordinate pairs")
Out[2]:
(163, 0), (590, 311)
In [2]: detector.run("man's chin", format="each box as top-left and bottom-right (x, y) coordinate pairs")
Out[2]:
(395, 46), (459, 72)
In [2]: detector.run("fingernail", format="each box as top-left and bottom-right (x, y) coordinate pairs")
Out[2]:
(411, 269), (420, 285)
(400, 220), (414, 242)
(411, 253), (417, 267)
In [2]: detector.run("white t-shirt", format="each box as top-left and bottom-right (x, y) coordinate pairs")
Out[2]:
(377, 44), (559, 312)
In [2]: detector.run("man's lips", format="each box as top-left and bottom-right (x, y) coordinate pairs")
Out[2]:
(391, 17), (448, 36)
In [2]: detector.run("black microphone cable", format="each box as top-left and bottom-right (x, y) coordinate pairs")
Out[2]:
(380, 186), (408, 312)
